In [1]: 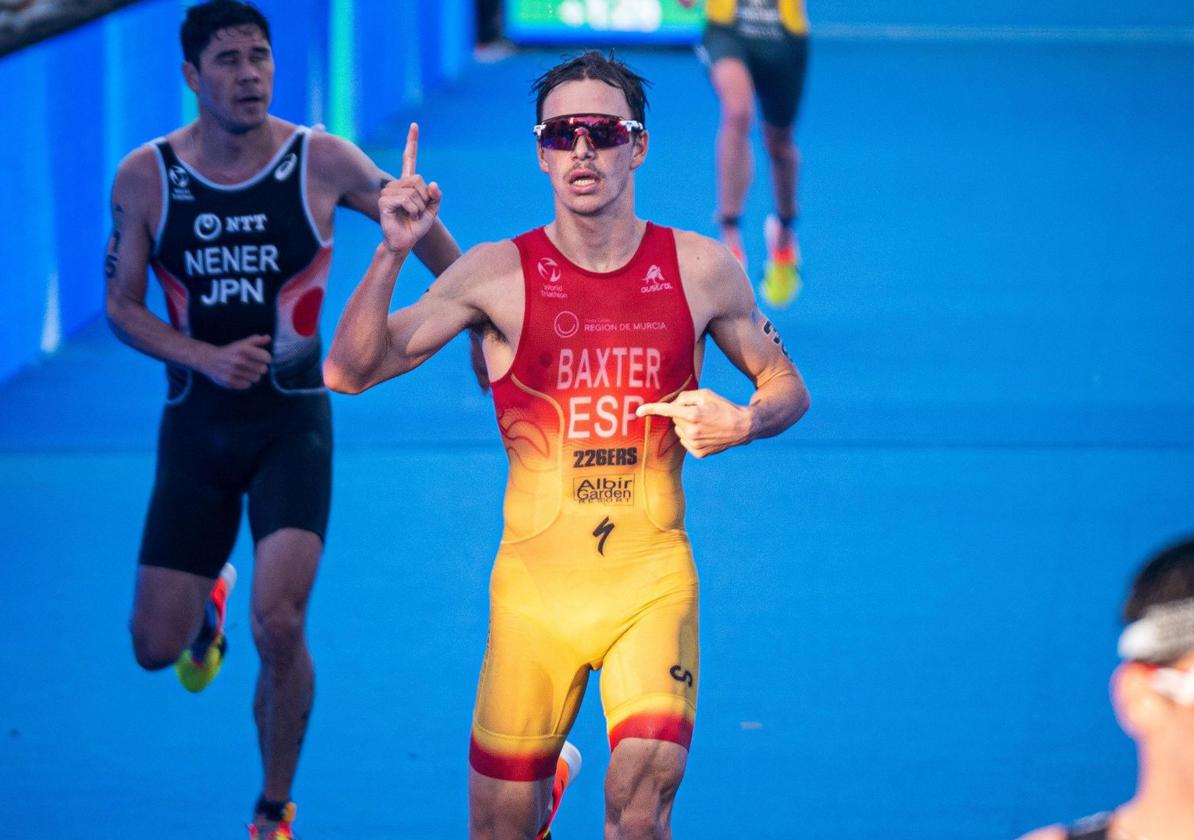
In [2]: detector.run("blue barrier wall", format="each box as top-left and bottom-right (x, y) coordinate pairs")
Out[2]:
(2, 0), (1189, 382)
(0, 0), (472, 383)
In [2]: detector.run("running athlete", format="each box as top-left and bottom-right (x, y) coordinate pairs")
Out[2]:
(680, 0), (809, 307)
(324, 51), (810, 839)
(1017, 537), (1194, 840)
(103, 2), (459, 837)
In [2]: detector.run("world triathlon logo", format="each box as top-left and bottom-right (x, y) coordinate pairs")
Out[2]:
(168, 166), (189, 189)
(274, 153), (298, 181)
(538, 257), (561, 284)
(193, 213), (222, 242)
(553, 310), (579, 339)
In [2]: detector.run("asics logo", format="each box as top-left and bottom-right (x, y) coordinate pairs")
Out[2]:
(274, 153), (298, 181)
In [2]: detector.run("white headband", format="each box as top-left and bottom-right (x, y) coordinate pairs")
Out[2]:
(1118, 597), (1194, 661)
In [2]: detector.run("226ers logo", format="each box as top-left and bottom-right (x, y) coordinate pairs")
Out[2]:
(573, 447), (638, 468)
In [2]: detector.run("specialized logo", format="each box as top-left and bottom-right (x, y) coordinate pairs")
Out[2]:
(575, 476), (634, 506)
(554, 310), (579, 339)
(572, 447), (638, 468)
(592, 516), (615, 555)
(274, 152), (298, 181)
(537, 257), (561, 284)
(669, 665), (694, 688)
(193, 213), (222, 242)
(640, 264), (673, 293)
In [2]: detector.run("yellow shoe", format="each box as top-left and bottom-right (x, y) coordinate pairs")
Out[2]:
(759, 214), (802, 308)
(174, 563), (236, 693)
(248, 802), (297, 840)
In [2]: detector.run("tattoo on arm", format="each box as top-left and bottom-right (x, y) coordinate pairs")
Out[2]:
(104, 204), (124, 280)
(760, 315), (792, 360)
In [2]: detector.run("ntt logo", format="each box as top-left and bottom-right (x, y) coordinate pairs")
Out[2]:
(193, 213), (222, 242)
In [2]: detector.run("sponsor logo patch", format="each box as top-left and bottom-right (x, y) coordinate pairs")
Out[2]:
(575, 475), (635, 506)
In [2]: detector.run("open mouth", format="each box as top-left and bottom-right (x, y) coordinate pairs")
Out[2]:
(569, 170), (599, 189)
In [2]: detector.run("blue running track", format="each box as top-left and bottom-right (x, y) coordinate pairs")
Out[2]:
(1, 34), (1192, 839)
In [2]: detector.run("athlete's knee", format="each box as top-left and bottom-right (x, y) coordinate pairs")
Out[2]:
(251, 600), (307, 663)
(129, 622), (186, 670)
(469, 771), (548, 840)
(605, 799), (667, 840)
(761, 124), (795, 159)
(720, 99), (753, 135)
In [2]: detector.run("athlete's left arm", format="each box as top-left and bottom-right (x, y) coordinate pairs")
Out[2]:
(637, 236), (810, 458)
(312, 129), (462, 275)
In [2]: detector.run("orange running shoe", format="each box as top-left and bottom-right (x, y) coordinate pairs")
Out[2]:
(248, 801), (296, 840)
(174, 562), (236, 693)
(538, 741), (582, 840)
(759, 214), (802, 308)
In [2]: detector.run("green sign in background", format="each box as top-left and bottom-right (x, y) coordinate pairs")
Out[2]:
(506, 0), (705, 44)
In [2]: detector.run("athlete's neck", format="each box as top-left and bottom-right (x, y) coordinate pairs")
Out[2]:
(544, 212), (646, 274)
(184, 114), (281, 181)
(1117, 766), (1194, 839)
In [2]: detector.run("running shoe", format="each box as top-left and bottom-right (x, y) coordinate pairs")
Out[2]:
(759, 214), (802, 308)
(538, 741), (582, 840)
(248, 802), (297, 840)
(174, 562), (236, 693)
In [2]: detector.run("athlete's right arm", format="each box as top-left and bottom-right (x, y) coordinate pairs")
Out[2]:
(323, 239), (494, 394)
(325, 125), (495, 394)
(104, 149), (271, 390)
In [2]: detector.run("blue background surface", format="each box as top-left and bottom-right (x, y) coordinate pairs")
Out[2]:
(1, 3), (1193, 838)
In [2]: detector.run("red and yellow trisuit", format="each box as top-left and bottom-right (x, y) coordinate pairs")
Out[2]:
(471, 223), (701, 781)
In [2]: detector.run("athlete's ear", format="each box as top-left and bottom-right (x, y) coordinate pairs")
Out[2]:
(1112, 661), (1164, 738)
(182, 61), (200, 94)
(630, 129), (649, 170)
(537, 139), (550, 174)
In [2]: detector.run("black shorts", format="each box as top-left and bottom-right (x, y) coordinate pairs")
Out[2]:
(699, 23), (809, 129)
(138, 389), (332, 578)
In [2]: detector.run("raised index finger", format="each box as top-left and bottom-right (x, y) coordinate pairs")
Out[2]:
(402, 122), (419, 177)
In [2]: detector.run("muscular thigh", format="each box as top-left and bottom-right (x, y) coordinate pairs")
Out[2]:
(246, 393), (332, 545)
(139, 406), (245, 579)
(600, 585), (699, 754)
(470, 593), (591, 782)
(747, 33), (809, 129)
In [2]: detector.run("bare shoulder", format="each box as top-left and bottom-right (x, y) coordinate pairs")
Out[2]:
(442, 239), (521, 289)
(672, 227), (752, 318)
(112, 144), (162, 212)
(673, 228), (740, 281)
(306, 127), (381, 176)
(1015, 825), (1066, 840)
